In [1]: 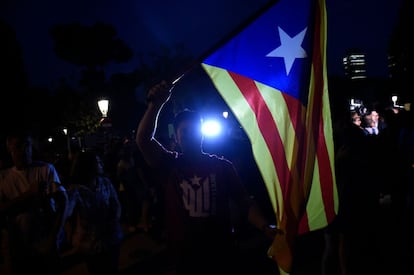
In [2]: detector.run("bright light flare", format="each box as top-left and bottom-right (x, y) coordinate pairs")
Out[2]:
(202, 119), (222, 137)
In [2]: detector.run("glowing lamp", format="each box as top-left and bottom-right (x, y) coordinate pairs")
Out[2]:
(391, 95), (398, 107)
(98, 99), (109, 118)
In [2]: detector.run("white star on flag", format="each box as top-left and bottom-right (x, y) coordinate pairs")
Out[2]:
(266, 26), (308, 75)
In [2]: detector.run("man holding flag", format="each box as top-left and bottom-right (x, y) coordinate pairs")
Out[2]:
(136, 81), (278, 275)
(136, 0), (337, 274)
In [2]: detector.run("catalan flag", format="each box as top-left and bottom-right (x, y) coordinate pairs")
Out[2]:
(201, 0), (338, 273)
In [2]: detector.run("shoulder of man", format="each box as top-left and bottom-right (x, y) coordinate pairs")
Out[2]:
(201, 153), (235, 170)
(30, 161), (59, 174)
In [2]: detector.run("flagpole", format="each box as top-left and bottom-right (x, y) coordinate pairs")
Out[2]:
(169, 0), (280, 86)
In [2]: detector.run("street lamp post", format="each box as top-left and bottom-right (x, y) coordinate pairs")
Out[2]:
(63, 127), (71, 156)
(391, 95), (398, 108)
(97, 98), (112, 151)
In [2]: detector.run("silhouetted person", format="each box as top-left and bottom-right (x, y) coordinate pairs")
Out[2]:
(0, 129), (68, 275)
(323, 109), (382, 275)
(136, 80), (277, 275)
(117, 140), (153, 233)
(66, 149), (124, 275)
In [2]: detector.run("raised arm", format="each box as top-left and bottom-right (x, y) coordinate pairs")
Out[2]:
(136, 80), (173, 167)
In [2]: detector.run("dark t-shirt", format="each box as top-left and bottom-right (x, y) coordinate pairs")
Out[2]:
(157, 151), (251, 274)
(160, 152), (250, 243)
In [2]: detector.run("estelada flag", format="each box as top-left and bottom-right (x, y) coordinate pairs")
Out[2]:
(201, 0), (338, 273)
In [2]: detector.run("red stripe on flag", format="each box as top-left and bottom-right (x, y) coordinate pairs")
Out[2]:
(280, 86), (310, 233)
(283, 92), (309, 228)
(298, 0), (335, 233)
(313, 0), (336, 224)
(228, 72), (291, 194)
(229, 72), (305, 247)
(229, 72), (302, 266)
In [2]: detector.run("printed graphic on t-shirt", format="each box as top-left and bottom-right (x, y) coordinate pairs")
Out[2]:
(179, 173), (217, 217)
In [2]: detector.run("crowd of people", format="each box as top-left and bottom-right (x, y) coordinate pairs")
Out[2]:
(0, 80), (279, 275)
(0, 129), (127, 275)
(1, 82), (414, 275)
(322, 102), (414, 275)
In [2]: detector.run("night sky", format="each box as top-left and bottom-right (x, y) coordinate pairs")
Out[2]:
(0, 0), (404, 88)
